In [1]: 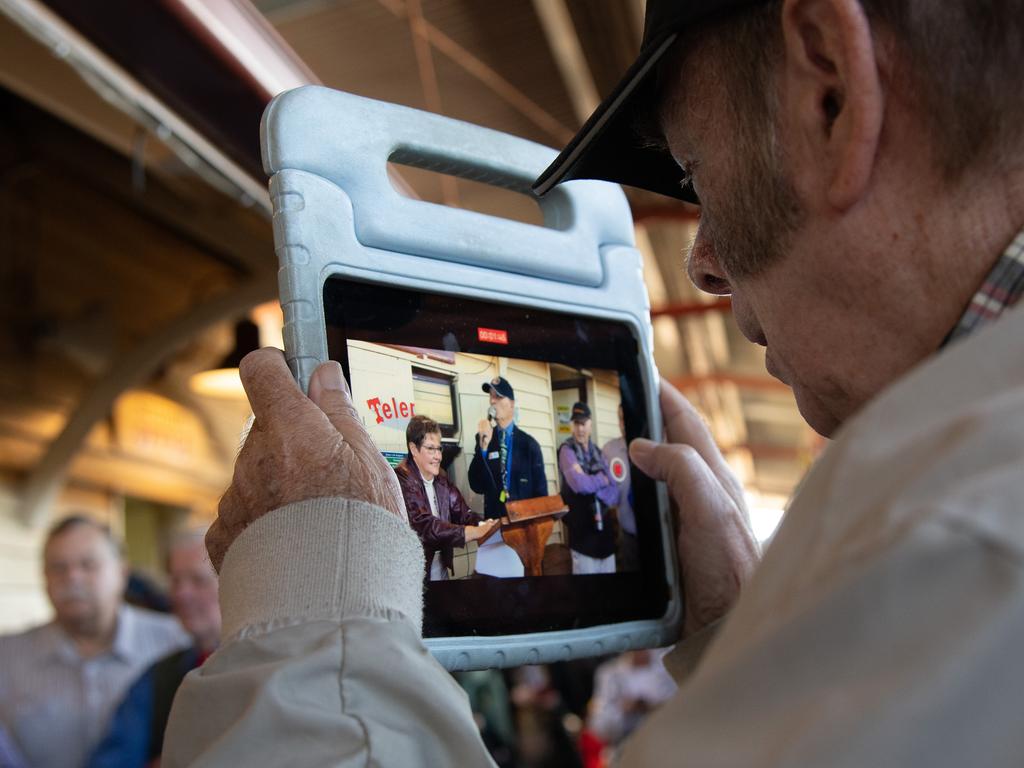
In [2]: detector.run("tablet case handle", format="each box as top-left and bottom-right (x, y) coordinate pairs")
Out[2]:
(260, 86), (634, 287)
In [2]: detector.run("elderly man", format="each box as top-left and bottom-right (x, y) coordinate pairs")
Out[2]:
(469, 376), (548, 520)
(558, 402), (620, 574)
(0, 516), (188, 768)
(87, 529), (220, 767)
(166, 0), (1024, 765)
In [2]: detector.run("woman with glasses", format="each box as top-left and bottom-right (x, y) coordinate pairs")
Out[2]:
(396, 415), (498, 581)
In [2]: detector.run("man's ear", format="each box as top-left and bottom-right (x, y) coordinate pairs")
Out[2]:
(780, 0), (883, 211)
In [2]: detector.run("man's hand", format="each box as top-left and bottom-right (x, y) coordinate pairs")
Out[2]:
(464, 519), (499, 543)
(477, 419), (493, 452)
(207, 348), (405, 572)
(629, 379), (760, 636)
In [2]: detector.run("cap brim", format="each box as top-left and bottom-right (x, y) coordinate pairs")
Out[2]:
(532, 31), (697, 203)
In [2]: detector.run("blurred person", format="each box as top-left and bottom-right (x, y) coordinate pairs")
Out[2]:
(601, 404), (638, 571)
(396, 415), (498, 581)
(558, 402), (620, 575)
(123, 570), (172, 614)
(0, 722), (27, 768)
(87, 529), (220, 767)
(0, 516), (188, 768)
(165, 0), (1024, 759)
(510, 666), (584, 768)
(469, 376), (548, 520)
(587, 650), (677, 748)
(454, 669), (518, 767)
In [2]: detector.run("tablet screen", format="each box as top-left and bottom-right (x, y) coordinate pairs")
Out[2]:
(323, 277), (670, 636)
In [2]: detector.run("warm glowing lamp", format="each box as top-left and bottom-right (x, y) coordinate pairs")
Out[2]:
(189, 319), (260, 398)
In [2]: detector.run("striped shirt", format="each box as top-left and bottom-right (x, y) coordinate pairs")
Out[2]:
(0, 605), (189, 768)
(944, 226), (1024, 345)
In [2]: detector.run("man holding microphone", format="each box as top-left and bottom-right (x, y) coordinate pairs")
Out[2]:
(468, 376), (547, 520)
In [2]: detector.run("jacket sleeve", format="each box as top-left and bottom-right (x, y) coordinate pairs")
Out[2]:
(448, 483), (482, 527)
(468, 441), (491, 495)
(402, 476), (467, 549)
(559, 444), (613, 496)
(594, 453), (621, 508)
(162, 499), (495, 768)
(529, 437), (548, 497)
(84, 669), (153, 768)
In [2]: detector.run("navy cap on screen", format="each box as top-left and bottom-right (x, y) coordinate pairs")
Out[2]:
(570, 402), (592, 423)
(482, 376), (515, 400)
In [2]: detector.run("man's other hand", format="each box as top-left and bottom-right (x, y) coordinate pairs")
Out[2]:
(207, 348), (405, 571)
(629, 379), (760, 636)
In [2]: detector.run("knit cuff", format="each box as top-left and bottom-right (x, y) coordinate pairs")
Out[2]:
(218, 498), (425, 641)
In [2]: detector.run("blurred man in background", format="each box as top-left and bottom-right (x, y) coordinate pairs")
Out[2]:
(88, 529), (220, 767)
(587, 649), (677, 751)
(0, 516), (188, 768)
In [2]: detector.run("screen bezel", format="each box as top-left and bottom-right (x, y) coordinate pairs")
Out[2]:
(323, 276), (671, 637)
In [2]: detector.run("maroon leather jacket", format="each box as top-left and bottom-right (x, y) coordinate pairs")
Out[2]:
(395, 458), (482, 578)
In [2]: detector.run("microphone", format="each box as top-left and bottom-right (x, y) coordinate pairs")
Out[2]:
(487, 406), (497, 428)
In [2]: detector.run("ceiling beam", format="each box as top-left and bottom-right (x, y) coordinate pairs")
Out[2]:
(632, 204), (700, 223)
(530, 0), (600, 125)
(374, 0), (574, 145)
(651, 297), (732, 318)
(671, 373), (792, 394)
(2, 0), (271, 211)
(16, 275), (276, 527)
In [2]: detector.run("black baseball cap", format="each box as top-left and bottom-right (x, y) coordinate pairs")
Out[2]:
(532, 0), (766, 203)
(482, 376), (515, 400)
(570, 402), (592, 423)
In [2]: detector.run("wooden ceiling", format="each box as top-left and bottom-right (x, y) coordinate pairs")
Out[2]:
(0, 0), (813, 528)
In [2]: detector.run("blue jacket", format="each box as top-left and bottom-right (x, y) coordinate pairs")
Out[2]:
(468, 425), (548, 519)
(87, 645), (201, 768)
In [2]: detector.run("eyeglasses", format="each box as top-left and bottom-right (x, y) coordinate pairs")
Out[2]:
(419, 444), (443, 454)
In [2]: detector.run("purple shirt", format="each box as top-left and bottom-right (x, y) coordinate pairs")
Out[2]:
(558, 442), (620, 507)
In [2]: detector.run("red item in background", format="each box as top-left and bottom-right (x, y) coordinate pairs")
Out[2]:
(579, 728), (607, 768)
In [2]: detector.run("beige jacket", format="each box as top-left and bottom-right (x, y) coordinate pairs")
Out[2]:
(165, 306), (1023, 767)
(162, 499), (495, 767)
(622, 306), (1024, 766)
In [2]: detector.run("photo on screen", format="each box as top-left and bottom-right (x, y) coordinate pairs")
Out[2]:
(346, 339), (639, 581)
(323, 277), (669, 636)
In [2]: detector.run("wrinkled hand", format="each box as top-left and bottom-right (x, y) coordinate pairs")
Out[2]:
(629, 379), (760, 636)
(207, 348), (405, 572)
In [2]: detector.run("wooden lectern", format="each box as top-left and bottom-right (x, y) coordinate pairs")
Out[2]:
(479, 494), (567, 576)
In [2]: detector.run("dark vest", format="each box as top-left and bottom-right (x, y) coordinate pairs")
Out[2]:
(558, 438), (617, 558)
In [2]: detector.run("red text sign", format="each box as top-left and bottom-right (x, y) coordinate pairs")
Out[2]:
(366, 396), (415, 424)
(477, 327), (508, 345)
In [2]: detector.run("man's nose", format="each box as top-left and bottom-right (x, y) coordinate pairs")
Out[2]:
(687, 227), (731, 296)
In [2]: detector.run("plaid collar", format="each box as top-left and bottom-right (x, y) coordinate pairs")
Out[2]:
(944, 226), (1024, 346)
